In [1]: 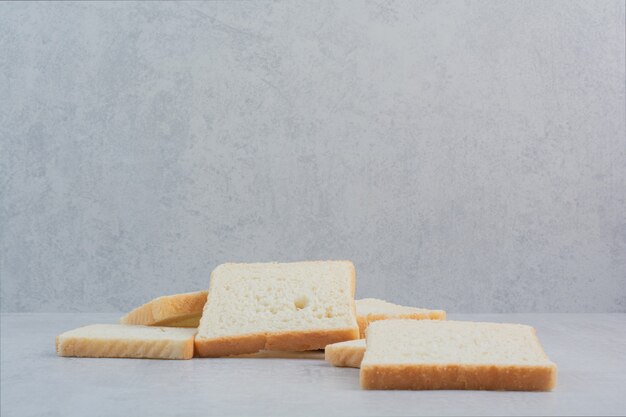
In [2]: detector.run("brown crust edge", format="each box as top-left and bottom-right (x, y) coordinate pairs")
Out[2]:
(360, 363), (557, 391)
(195, 327), (359, 357)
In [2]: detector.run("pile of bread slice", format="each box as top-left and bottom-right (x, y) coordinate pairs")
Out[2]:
(56, 260), (557, 391)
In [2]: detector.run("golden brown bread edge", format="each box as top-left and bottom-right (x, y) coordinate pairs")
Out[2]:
(234, 350), (325, 359)
(195, 327), (359, 357)
(360, 363), (557, 391)
(195, 261), (359, 357)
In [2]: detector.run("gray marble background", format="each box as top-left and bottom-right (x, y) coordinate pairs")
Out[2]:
(1, 1), (624, 313)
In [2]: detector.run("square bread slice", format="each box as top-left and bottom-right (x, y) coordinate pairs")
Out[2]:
(356, 298), (445, 338)
(120, 290), (207, 327)
(56, 324), (197, 359)
(360, 320), (557, 391)
(195, 260), (360, 357)
(325, 339), (366, 368)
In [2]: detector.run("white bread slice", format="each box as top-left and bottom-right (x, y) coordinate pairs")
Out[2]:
(360, 320), (557, 391)
(56, 324), (197, 360)
(325, 339), (366, 368)
(195, 261), (359, 357)
(120, 290), (207, 327)
(356, 298), (445, 338)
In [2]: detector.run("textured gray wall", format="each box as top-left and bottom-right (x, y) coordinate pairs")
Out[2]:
(1, 1), (625, 313)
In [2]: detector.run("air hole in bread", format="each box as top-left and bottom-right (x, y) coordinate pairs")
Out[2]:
(294, 296), (309, 310)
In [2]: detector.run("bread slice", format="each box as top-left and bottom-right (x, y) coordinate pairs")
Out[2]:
(195, 260), (360, 357)
(325, 339), (366, 368)
(356, 298), (445, 337)
(56, 324), (196, 359)
(120, 290), (207, 327)
(360, 320), (557, 391)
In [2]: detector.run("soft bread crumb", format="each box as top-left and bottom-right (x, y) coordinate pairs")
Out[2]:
(195, 261), (359, 357)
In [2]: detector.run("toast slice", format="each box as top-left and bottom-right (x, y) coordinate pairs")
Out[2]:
(195, 261), (359, 357)
(120, 290), (207, 327)
(356, 298), (445, 337)
(56, 324), (196, 359)
(360, 320), (557, 391)
(325, 339), (366, 368)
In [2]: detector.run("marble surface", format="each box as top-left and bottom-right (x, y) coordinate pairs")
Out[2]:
(2, 1), (625, 314)
(2, 313), (625, 416)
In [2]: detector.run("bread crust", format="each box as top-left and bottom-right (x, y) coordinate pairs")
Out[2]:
(56, 335), (195, 360)
(325, 341), (365, 368)
(360, 363), (557, 391)
(233, 350), (325, 359)
(195, 327), (359, 357)
(120, 291), (207, 327)
(357, 311), (446, 338)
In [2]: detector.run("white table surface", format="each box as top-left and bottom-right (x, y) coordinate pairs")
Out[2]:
(1, 313), (625, 416)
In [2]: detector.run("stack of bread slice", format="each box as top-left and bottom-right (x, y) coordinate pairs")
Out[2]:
(56, 260), (557, 391)
(57, 261), (359, 359)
